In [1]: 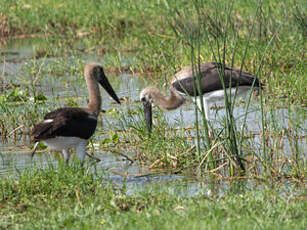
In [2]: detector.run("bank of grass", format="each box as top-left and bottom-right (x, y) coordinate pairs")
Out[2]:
(0, 166), (305, 229)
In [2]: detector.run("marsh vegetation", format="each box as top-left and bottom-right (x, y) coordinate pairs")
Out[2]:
(0, 0), (306, 229)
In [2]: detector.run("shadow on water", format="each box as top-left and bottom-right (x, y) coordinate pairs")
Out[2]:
(1, 38), (306, 197)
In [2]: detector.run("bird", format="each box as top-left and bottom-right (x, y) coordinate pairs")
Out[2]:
(31, 62), (121, 163)
(140, 62), (262, 132)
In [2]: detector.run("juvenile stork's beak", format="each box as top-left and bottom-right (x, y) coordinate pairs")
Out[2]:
(98, 69), (121, 104)
(142, 99), (152, 133)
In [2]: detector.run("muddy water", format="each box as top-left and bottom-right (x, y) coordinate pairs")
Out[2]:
(0, 38), (306, 196)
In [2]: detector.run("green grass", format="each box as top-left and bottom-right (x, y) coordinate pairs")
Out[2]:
(0, 166), (305, 229)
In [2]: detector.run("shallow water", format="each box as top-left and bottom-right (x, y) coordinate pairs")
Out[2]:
(0, 38), (306, 196)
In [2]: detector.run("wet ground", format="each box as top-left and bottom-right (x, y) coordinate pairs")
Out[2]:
(0, 38), (306, 196)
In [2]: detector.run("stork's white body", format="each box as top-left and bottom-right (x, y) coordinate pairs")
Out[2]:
(192, 85), (255, 120)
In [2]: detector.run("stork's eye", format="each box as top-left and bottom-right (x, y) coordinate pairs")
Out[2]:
(96, 67), (102, 75)
(93, 66), (103, 78)
(141, 97), (146, 102)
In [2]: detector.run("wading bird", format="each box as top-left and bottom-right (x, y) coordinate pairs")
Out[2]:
(140, 62), (261, 132)
(31, 62), (120, 163)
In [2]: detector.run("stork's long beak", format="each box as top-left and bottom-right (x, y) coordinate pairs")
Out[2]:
(142, 100), (152, 133)
(99, 72), (121, 104)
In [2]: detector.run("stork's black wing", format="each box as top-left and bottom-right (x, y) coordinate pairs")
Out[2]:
(31, 107), (98, 141)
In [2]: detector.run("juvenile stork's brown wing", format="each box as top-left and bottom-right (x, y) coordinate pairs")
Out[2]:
(172, 62), (261, 96)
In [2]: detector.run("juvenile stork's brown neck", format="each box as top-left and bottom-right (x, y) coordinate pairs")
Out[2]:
(149, 87), (185, 110)
(85, 68), (102, 116)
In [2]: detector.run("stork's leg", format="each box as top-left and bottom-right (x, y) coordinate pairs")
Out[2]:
(62, 149), (69, 164)
(195, 96), (216, 140)
(199, 97), (215, 140)
(196, 96), (210, 121)
(31, 142), (40, 158)
(203, 98), (210, 121)
(76, 139), (87, 163)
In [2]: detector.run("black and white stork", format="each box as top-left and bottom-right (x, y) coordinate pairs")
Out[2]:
(31, 62), (120, 163)
(140, 62), (262, 132)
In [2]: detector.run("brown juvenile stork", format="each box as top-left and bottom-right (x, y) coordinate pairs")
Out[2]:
(140, 62), (261, 132)
(31, 62), (120, 163)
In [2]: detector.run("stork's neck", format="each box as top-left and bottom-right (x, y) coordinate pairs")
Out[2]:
(152, 88), (185, 110)
(86, 77), (101, 116)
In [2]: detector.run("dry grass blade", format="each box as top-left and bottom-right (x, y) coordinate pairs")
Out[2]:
(197, 140), (225, 172)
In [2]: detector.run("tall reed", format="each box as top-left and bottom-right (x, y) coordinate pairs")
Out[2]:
(164, 0), (285, 176)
